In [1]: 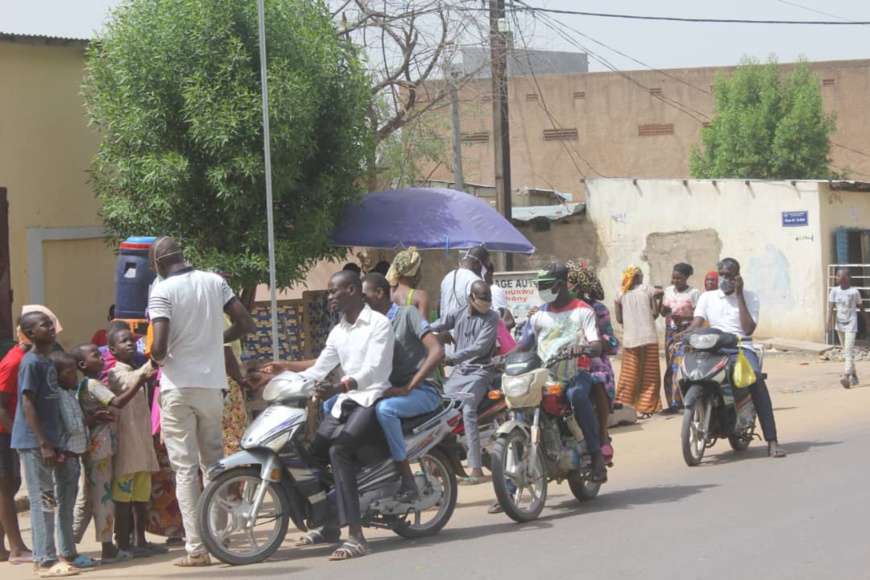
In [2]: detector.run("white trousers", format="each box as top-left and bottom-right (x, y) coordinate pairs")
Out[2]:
(838, 330), (857, 377)
(160, 388), (224, 556)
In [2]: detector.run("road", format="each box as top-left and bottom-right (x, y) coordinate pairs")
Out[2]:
(8, 353), (870, 579)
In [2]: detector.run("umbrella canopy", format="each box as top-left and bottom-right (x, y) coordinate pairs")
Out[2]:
(332, 188), (535, 254)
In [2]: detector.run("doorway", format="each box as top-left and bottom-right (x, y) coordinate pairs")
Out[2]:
(0, 187), (11, 341)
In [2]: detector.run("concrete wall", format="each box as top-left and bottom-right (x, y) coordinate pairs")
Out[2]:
(0, 40), (113, 347)
(585, 179), (828, 341)
(424, 59), (870, 198)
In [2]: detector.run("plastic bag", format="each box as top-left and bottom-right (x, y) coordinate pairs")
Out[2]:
(733, 342), (757, 388)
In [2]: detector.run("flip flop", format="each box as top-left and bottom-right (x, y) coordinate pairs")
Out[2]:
(601, 443), (615, 466)
(71, 555), (99, 569)
(140, 542), (169, 555)
(9, 552), (33, 565)
(459, 476), (490, 486)
(296, 528), (341, 547)
(768, 442), (787, 458)
(329, 539), (370, 561)
(38, 562), (80, 577)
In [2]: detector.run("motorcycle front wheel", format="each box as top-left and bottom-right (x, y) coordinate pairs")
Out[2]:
(681, 398), (709, 466)
(491, 429), (548, 523)
(392, 449), (458, 539)
(196, 467), (291, 566)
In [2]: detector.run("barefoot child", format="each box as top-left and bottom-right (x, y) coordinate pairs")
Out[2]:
(10, 312), (76, 578)
(49, 352), (98, 570)
(70, 343), (141, 564)
(107, 329), (164, 556)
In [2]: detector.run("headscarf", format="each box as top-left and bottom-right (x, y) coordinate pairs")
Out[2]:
(386, 246), (421, 287)
(620, 265), (642, 294)
(705, 270), (719, 290)
(17, 305), (63, 344)
(673, 263), (694, 277)
(567, 260), (604, 302)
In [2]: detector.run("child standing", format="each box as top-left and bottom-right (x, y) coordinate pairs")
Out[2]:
(10, 312), (77, 578)
(70, 343), (138, 564)
(49, 352), (98, 570)
(107, 329), (163, 556)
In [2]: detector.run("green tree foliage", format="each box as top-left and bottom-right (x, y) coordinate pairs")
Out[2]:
(690, 57), (838, 180)
(84, 0), (371, 292)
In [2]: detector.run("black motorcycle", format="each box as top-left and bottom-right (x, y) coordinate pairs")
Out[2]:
(678, 328), (761, 466)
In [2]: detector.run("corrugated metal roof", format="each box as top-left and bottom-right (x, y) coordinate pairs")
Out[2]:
(0, 32), (89, 48)
(512, 203), (585, 222)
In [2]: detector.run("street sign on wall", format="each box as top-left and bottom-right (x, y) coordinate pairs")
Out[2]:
(782, 211), (808, 227)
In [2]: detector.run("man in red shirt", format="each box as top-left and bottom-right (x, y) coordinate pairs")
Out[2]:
(0, 340), (32, 563)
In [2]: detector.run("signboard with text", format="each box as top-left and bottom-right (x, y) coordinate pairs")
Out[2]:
(494, 270), (542, 322)
(782, 211), (808, 227)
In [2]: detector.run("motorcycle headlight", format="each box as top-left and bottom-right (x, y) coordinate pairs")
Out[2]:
(687, 334), (719, 350)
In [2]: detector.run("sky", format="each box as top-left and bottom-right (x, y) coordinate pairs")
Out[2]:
(0, 0), (867, 71)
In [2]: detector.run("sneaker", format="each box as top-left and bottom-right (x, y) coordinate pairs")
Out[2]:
(850, 375), (859, 386)
(840, 376), (851, 389)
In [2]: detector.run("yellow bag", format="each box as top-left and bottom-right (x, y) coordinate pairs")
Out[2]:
(733, 341), (756, 388)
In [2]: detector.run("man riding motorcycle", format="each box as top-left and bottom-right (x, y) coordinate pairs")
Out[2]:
(508, 262), (608, 482)
(273, 270), (394, 560)
(361, 273), (445, 502)
(680, 258), (786, 458)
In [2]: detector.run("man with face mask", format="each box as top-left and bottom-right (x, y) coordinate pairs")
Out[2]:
(430, 280), (499, 484)
(683, 258), (786, 458)
(508, 262), (608, 482)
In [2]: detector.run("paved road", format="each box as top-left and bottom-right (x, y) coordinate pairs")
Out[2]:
(9, 355), (870, 579)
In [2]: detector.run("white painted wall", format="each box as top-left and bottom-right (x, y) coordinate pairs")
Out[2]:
(585, 179), (827, 341)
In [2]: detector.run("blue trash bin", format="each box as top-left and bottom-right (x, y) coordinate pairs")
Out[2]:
(114, 236), (157, 320)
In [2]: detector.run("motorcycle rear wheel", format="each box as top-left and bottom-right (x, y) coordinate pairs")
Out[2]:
(568, 477), (601, 502)
(196, 467), (291, 566)
(681, 399), (708, 466)
(491, 429), (548, 523)
(392, 449), (458, 539)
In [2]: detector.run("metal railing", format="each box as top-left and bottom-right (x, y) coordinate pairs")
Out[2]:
(826, 263), (870, 345)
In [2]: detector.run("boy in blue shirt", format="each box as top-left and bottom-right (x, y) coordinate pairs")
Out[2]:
(10, 312), (73, 578)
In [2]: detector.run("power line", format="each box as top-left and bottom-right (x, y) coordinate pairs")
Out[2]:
(774, 0), (868, 25)
(504, 4), (870, 25)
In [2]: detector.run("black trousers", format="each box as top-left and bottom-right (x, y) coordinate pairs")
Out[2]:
(310, 403), (381, 527)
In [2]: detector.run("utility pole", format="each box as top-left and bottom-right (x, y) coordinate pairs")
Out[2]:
(448, 70), (465, 192)
(490, 0), (514, 270)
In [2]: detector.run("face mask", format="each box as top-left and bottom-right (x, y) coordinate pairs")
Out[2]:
(470, 296), (492, 314)
(538, 284), (560, 303)
(719, 278), (735, 295)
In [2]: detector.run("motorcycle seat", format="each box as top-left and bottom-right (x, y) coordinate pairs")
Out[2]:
(401, 409), (442, 434)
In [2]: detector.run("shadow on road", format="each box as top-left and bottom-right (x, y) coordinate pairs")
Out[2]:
(548, 483), (720, 515)
(701, 439), (842, 465)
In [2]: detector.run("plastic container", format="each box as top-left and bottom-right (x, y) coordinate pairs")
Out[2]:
(115, 236), (157, 320)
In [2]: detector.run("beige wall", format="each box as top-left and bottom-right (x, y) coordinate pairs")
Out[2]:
(585, 179), (828, 342)
(425, 59), (870, 197)
(0, 40), (112, 347)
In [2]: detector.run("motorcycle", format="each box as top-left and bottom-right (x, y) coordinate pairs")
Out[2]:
(195, 372), (464, 565)
(678, 328), (761, 466)
(489, 350), (603, 523)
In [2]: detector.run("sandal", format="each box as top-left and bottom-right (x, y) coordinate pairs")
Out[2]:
(295, 528), (341, 547)
(487, 501), (504, 515)
(394, 481), (419, 503)
(601, 443), (614, 467)
(9, 551), (33, 565)
(171, 553), (211, 567)
(329, 539), (371, 561)
(38, 562), (80, 577)
(101, 549), (133, 565)
(768, 442), (787, 458)
(71, 555), (99, 569)
(141, 542), (169, 555)
(459, 476), (489, 486)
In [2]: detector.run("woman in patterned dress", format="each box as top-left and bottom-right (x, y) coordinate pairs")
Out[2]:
(661, 263), (701, 411)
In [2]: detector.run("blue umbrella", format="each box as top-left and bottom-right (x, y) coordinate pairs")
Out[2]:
(332, 188), (535, 254)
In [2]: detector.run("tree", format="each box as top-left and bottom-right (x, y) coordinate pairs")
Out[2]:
(690, 57), (838, 180)
(84, 0), (372, 299)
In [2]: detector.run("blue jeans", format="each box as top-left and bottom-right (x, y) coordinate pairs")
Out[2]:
(566, 372), (601, 454)
(376, 385), (442, 461)
(722, 347), (778, 442)
(19, 449), (57, 566)
(55, 455), (81, 558)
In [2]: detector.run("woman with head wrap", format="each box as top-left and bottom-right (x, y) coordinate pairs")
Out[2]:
(387, 247), (430, 320)
(566, 260), (617, 464)
(704, 270), (719, 292)
(614, 265), (663, 417)
(660, 263), (701, 410)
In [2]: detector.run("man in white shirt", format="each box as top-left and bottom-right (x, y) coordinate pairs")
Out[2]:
(685, 257), (786, 458)
(148, 237), (254, 566)
(827, 268), (867, 388)
(294, 271), (394, 560)
(439, 246), (489, 317)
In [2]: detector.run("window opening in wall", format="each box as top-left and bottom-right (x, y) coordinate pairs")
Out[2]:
(543, 128), (579, 141)
(638, 124), (675, 137)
